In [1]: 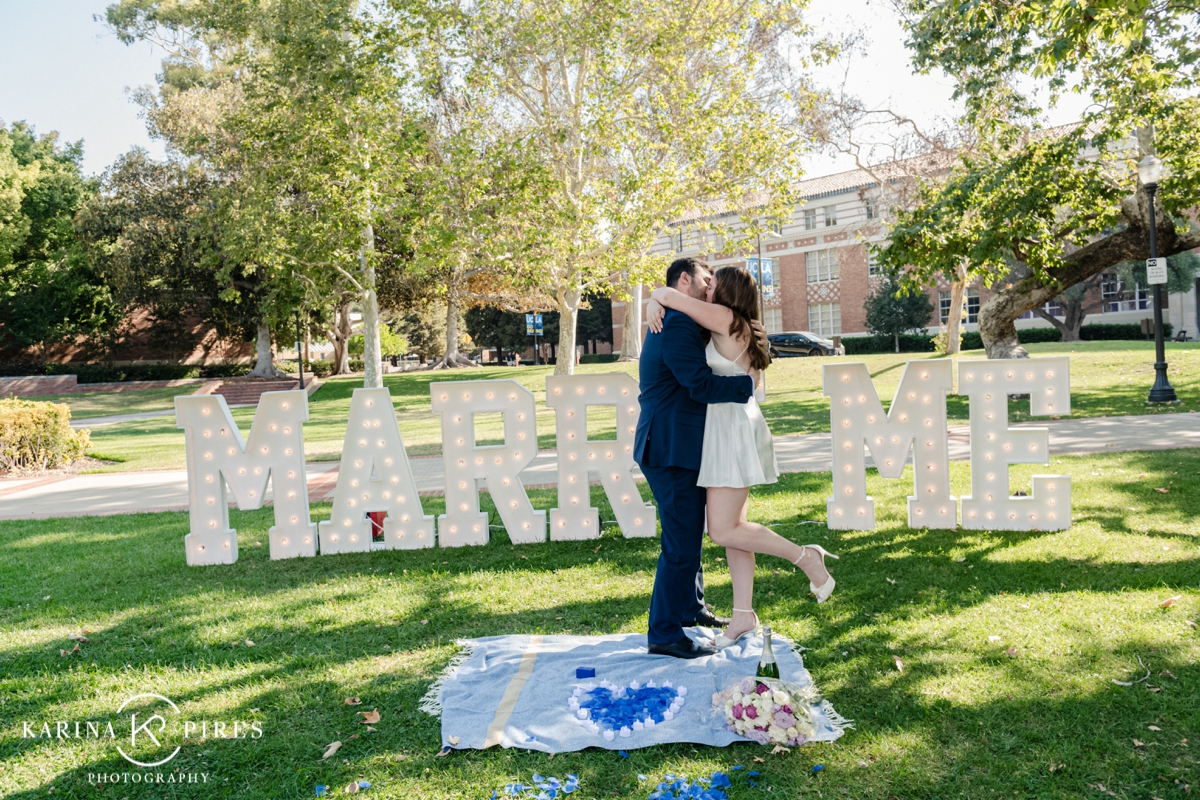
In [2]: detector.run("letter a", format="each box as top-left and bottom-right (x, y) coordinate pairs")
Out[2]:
(320, 388), (434, 553)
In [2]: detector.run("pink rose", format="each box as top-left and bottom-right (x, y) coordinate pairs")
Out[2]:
(756, 683), (771, 694)
(731, 703), (744, 720)
(744, 706), (757, 719)
(746, 729), (770, 745)
(774, 711), (796, 729)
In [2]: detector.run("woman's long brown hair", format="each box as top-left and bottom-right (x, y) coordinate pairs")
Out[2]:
(710, 265), (771, 372)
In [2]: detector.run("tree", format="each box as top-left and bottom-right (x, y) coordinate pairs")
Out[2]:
(576, 292), (614, 354)
(348, 324), (406, 358)
(394, 306), (448, 364)
(882, 0), (1200, 358)
(419, 0), (819, 374)
(0, 123), (119, 361)
(463, 305), (528, 363)
(864, 276), (933, 353)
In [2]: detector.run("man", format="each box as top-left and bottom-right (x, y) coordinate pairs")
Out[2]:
(634, 257), (759, 659)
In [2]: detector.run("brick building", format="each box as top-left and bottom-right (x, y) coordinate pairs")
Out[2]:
(612, 164), (1200, 346)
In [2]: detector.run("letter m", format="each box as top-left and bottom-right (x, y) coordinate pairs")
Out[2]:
(175, 391), (313, 565)
(823, 361), (955, 530)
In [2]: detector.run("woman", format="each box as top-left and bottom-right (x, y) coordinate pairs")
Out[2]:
(645, 266), (837, 647)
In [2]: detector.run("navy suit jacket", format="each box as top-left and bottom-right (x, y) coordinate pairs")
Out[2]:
(634, 309), (755, 471)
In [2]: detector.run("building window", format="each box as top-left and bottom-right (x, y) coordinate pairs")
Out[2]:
(806, 249), (839, 283)
(763, 307), (783, 334)
(824, 205), (838, 227)
(1017, 301), (1064, 319)
(864, 198), (877, 220)
(1101, 274), (1151, 312)
(803, 209), (817, 230)
(674, 229), (685, 252)
(867, 250), (881, 276)
(808, 303), (841, 337)
(938, 288), (980, 324)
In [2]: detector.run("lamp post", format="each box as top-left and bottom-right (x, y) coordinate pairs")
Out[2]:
(294, 310), (305, 390)
(1137, 154), (1176, 403)
(755, 229), (782, 323)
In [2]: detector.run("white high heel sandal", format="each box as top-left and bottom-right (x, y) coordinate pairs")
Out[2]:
(794, 545), (839, 603)
(712, 608), (759, 648)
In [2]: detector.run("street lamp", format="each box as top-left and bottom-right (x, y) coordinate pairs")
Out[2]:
(755, 228), (782, 323)
(1137, 154), (1177, 403)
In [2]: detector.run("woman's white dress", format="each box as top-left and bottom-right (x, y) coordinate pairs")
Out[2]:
(697, 340), (779, 488)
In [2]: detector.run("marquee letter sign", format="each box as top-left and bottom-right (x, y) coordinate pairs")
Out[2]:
(431, 379), (545, 547)
(174, 362), (1075, 566)
(823, 361), (955, 530)
(545, 373), (656, 540)
(958, 358), (1071, 530)
(319, 387), (434, 554)
(176, 391), (315, 565)
(823, 358), (1072, 532)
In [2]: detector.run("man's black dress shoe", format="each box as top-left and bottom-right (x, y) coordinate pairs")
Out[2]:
(682, 606), (731, 628)
(648, 636), (718, 659)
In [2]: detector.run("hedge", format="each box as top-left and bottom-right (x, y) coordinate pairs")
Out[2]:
(3, 362), (252, 384)
(0, 398), (90, 471)
(842, 334), (936, 355)
(580, 354), (619, 364)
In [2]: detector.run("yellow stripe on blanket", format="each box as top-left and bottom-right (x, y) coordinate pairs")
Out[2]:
(482, 634), (544, 748)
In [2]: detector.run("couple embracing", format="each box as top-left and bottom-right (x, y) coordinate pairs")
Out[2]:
(634, 257), (838, 659)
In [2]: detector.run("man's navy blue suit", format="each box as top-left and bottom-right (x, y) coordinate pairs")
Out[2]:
(634, 309), (754, 646)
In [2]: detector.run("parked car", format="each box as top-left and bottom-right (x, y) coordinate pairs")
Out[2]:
(767, 331), (839, 358)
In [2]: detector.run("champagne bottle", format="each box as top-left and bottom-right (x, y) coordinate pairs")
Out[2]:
(756, 625), (780, 679)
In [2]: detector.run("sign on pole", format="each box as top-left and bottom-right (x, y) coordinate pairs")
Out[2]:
(1146, 257), (1168, 286)
(747, 257), (775, 298)
(525, 313), (535, 335)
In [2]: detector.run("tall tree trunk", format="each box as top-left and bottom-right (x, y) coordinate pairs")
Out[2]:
(554, 285), (581, 376)
(328, 299), (352, 375)
(360, 223), (383, 389)
(247, 319), (287, 378)
(429, 291), (475, 369)
(944, 261), (968, 355)
(619, 281), (642, 362)
(894, 331), (899, 353)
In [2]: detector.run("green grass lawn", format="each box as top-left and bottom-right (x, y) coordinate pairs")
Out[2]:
(1, 448), (1197, 798)
(21, 385), (199, 420)
(66, 340), (1200, 472)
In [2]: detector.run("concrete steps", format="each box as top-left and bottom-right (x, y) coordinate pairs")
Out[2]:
(213, 380), (300, 406)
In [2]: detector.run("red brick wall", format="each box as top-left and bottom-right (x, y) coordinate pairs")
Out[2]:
(778, 253), (808, 330)
(839, 244), (871, 333)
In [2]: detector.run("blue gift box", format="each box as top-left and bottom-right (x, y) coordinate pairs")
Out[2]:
(575, 667), (596, 679)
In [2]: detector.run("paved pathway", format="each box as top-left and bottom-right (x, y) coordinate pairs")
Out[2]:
(3, 413), (1197, 521)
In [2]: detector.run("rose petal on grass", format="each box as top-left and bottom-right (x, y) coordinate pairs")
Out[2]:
(359, 709), (381, 725)
(1005, 647), (1019, 657)
(322, 741), (342, 760)
(1134, 739), (1144, 747)
(345, 697), (361, 706)
(771, 745), (790, 754)
(1148, 725), (1162, 731)
(344, 781), (360, 794)
(420, 620), (429, 625)
(1155, 488), (1170, 493)
(68, 633), (89, 643)
(893, 655), (904, 672)
(988, 635), (1002, 643)
(886, 578), (897, 585)
(244, 639), (255, 647)
(447, 735), (459, 746)
(1159, 596), (1182, 608)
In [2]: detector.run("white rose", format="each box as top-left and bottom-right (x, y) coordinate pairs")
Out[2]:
(769, 726), (788, 742)
(731, 690), (743, 703)
(773, 690), (789, 705)
(786, 726), (798, 738)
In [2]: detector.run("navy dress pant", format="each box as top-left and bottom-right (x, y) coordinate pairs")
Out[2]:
(642, 464), (707, 646)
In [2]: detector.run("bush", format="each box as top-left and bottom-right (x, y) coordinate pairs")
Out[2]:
(199, 363), (251, 379)
(958, 323), (1172, 351)
(349, 359), (365, 372)
(304, 360), (335, 378)
(842, 334), (935, 355)
(0, 399), (90, 471)
(0, 360), (44, 378)
(579, 354), (618, 364)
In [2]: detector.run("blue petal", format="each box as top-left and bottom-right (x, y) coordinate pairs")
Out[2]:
(748, 771), (759, 777)
(748, 779), (758, 787)
(732, 765), (744, 770)
(358, 782), (371, 790)
(813, 764), (825, 773)
(315, 787), (327, 798)
(618, 750), (629, 758)
(638, 774), (648, 781)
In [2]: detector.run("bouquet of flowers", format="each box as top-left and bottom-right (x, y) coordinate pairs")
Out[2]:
(713, 676), (819, 746)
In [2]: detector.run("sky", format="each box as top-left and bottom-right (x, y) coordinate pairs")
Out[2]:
(0, 0), (1090, 179)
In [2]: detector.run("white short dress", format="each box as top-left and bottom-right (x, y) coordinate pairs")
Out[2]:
(697, 340), (779, 489)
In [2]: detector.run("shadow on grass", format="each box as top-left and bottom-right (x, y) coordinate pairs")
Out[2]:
(2, 451), (1198, 798)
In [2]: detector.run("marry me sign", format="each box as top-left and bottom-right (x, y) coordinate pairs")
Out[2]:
(174, 358), (1071, 567)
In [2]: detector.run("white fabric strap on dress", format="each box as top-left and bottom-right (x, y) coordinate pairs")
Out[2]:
(732, 344), (750, 365)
